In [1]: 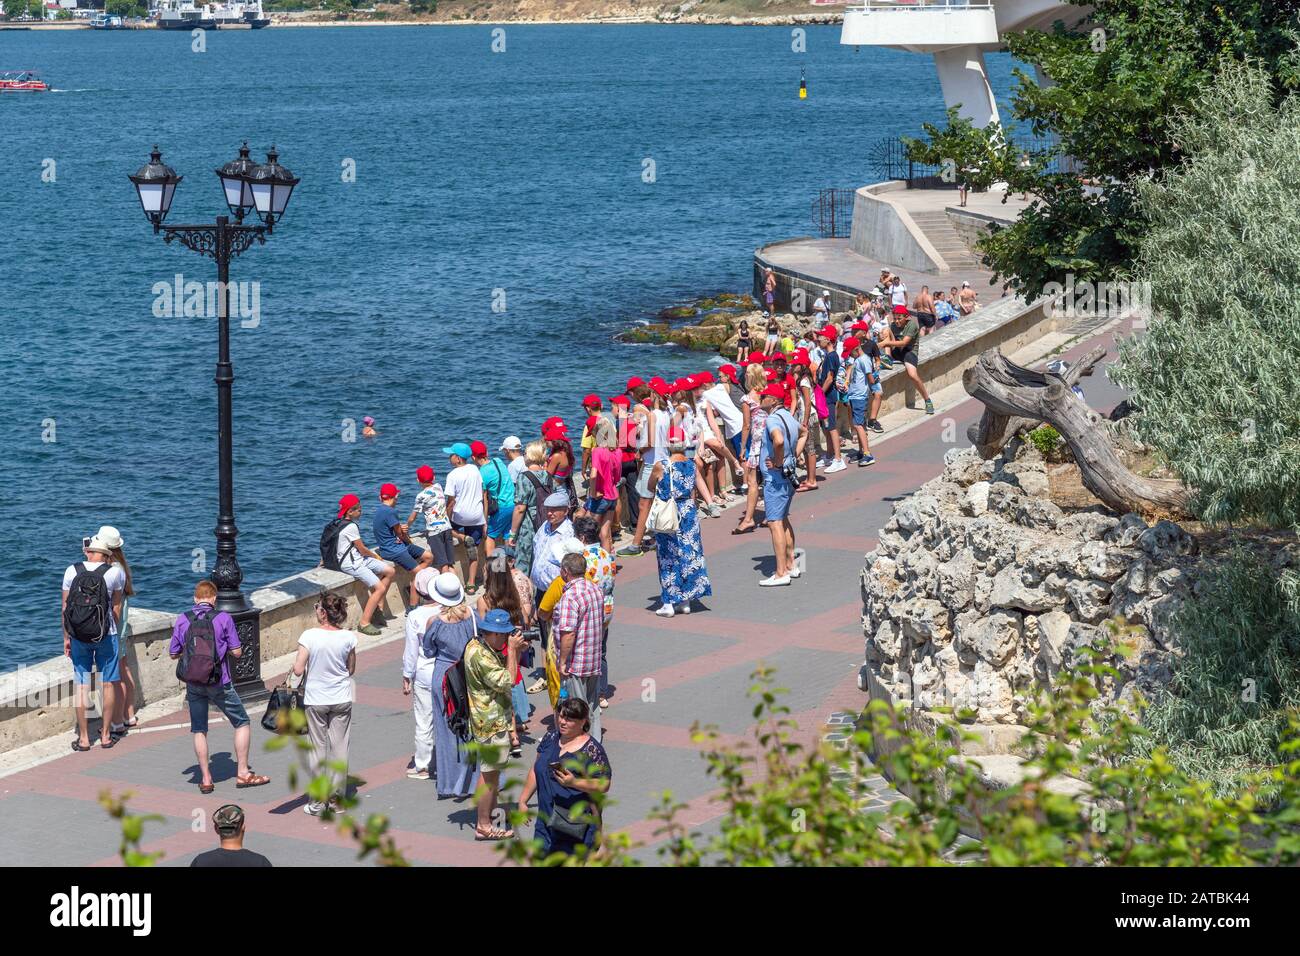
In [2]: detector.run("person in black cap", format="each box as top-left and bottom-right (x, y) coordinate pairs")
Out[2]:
(190, 805), (272, 867)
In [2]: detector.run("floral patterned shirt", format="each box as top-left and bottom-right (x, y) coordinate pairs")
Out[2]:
(583, 544), (616, 619)
(463, 638), (514, 741)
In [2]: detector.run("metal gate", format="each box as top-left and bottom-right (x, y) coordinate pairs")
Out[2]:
(810, 188), (855, 238)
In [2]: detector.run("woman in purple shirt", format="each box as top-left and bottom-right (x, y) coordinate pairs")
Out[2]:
(169, 579), (270, 794)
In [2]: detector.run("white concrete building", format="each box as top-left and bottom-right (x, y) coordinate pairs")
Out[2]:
(841, 1), (1093, 128)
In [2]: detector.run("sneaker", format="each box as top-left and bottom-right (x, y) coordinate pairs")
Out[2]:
(868, 420), (884, 433)
(617, 544), (645, 557)
(642, 539), (656, 550)
(925, 399), (935, 415)
(677, 603), (691, 614)
(879, 356), (895, 369)
(526, 677), (548, 694)
(406, 768), (430, 780)
(788, 567), (802, 579)
(357, 623), (381, 636)
(304, 802), (325, 817)
(655, 603), (675, 618)
(759, 574), (792, 587)
(858, 454), (876, 467)
(825, 459), (848, 474)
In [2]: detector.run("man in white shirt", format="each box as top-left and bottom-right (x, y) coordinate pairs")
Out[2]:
(890, 276), (908, 309)
(700, 375), (745, 489)
(501, 436), (527, 484)
(812, 289), (831, 324)
(62, 529), (128, 751)
(443, 442), (490, 592)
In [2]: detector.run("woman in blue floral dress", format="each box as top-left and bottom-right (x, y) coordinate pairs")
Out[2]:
(653, 427), (712, 617)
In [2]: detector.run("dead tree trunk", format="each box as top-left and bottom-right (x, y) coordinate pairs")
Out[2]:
(966, 345), (1107, 457)
(963, 349), (1193, 517)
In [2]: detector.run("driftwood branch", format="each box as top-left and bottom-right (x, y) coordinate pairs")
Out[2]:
(966, 345), (1108, 458)
(963, 349), (1192, 517)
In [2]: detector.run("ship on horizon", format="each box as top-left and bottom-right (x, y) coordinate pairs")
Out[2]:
(151, 0), (271, 30)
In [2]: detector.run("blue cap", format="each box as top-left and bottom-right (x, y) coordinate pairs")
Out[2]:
(477, 608), (515, 634)
(442, 442), (473, 460)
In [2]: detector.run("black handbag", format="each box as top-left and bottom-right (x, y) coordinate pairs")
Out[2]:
(261, 677), (308, 734)
(548, 802), (593, 843)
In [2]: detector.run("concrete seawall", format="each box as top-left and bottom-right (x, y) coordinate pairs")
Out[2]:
(0, 555), (422, 754)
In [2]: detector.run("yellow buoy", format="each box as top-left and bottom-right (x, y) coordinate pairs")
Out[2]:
(799, 68), (807, 99)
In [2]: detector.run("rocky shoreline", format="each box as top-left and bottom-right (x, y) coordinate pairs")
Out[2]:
(618, 291), (828, 355)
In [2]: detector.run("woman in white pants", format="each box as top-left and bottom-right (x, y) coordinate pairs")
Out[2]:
(402, 568), (440, 780)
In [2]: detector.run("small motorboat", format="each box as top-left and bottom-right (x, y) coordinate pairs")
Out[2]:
(0, 71), (49, 92)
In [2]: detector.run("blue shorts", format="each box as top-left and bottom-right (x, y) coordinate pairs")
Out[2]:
(585, 496), (616, 515)
(487, 510), (514, 540)
(452, 522), (485, 546)
(379, 542), (427, 571)
(848, 398), (867, 426)
(728, 433), (743, 460)
(870, 381), (883, 395)
(186, 682), (250, 734)
(762, 472), (794, 522)
(70, 632), (121, 685)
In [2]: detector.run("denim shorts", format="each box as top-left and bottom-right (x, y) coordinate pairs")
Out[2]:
(186, 682), (250, 734)
(762, 472), (794, 522)
(451, 522), (485, 546)
(635, 461), (655, 498)
(848, 398), (867, 426)
(379, 542), (426, 571)
(585, 496), (616, 515)
(70, 632), (120, 685)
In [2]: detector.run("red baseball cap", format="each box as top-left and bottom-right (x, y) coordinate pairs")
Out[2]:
(609, 395), (630, 407)
(544, 425), (569, 441)
(718, 364), (739, 383)
(694, 370), (715, 385)
(842, 336), (861, 354)
(764, 368), (779, 382)
(581, 394), (602, 409)
(816, 324), (839, 340)
(760, 383), (787, 400)
(416, 465), (434, 483)
(379, 482), (400, 499)
(650, 379), (675, 396)
(469, 440), (488, 457)
(789, 348), (811, 367)
(626, 376), (645, 392)
(542, 416), (564, 432)
(893, 305), (909, 315)
(850, 321), (871, 332)
(337, 493), (360, 517)
(672, 377), (692, 393)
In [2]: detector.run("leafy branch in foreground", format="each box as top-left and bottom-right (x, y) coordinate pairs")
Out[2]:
(98, 790), (166, 867)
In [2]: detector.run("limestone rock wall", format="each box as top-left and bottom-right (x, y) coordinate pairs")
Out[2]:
(861, 443), (1202, 725)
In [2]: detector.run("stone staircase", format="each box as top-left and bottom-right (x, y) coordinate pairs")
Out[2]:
(908, 209), (983, 274)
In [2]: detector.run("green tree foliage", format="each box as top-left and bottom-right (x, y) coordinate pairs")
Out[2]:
(902, 108), (1015, 194)
(1136, 549), (1300, 796)
(501, 653), (1300, 867)
(106, 0), (148, 17)
(912, 0), (1300, 299)
(1110, 62), (1300, 528)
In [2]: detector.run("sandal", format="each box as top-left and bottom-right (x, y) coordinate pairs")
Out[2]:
(236, 771), (271, 788)
(72, 739), (92, 753)
(474, 825), (515, 841)
(199, 782), (215, 794)
(99, 736), (116, 749)
(526, 678), (547, 694)
(731, 523), (757, 535)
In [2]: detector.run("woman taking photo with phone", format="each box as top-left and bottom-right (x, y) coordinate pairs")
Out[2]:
(517, 697), (611, 857)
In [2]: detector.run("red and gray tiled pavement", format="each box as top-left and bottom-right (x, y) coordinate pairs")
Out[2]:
(0, 322), (1131, 867)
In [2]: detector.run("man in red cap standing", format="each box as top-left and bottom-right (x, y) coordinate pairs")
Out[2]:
(812, 324), (848, 473)
(578, 394), (603, 485)
(374, 482), (433, 611)
(330, 494), (395, 636)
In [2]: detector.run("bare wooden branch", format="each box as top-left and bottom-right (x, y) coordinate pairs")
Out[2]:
(963, 349), (1192, 517)
(966, 345), (1108, 458)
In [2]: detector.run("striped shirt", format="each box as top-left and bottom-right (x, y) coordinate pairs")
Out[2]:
(554, 577), (605, 677)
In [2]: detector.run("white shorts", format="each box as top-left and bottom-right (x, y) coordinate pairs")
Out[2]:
(346, 556), (391, 589)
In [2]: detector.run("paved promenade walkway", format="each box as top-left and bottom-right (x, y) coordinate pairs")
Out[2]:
(0, 319), (1129, 867)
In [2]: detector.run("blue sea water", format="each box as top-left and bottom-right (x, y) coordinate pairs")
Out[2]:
(0, 24), (1018, 667)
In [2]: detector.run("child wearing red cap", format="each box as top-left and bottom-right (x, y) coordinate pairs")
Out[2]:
(332, 494), (395, 636)
(407, 466), (455, 574)
(374, 483), (433, 610)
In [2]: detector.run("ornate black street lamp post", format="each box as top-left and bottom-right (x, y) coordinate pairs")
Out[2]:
(129, 144), (299, 704)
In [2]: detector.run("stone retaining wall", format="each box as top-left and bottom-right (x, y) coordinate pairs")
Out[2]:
(0, 556), (420, 754)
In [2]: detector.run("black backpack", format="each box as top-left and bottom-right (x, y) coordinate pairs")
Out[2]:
(442, 644), (474, 744)
(175, 609), (222, 685)
(63, 562), (112, 644)
(320, 518), (354, 571)
(522, 471), (555, 532)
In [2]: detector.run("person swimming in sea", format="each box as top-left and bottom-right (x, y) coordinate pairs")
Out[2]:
(362, 416), (378, 439)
